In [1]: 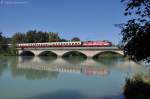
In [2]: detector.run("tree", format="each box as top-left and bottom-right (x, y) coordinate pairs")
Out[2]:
(0, 32), (9, 54)
(26, 30), (50, 43)
(49, 32), (60, 42)
(12, 33), (26, 44)
(26, 30), (37, 43)
(121, 0), (150, 61)
(71, 37), (80, 41)
(60, 38), (68, 42)
(35, 31), (49, 43)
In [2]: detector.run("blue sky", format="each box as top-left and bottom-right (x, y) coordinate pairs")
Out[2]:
(0, 0), (128, 44)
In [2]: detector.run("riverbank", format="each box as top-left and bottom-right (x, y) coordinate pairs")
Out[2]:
(124, 73), (150, 99)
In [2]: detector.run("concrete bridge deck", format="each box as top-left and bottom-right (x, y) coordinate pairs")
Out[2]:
(17, 47), (120, 50)
(17, 47), (123, 57)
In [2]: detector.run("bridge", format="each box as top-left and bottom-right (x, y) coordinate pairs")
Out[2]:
(17, 46), (124, 57)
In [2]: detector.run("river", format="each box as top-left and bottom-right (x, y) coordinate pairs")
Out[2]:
(0, 56), (148, 99)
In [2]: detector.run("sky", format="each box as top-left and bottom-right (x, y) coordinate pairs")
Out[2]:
(0, 0), (129, 44)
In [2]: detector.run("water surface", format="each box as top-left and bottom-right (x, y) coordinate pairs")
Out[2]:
(0, 56), (148, 99)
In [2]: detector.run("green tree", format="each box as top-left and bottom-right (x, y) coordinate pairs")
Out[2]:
(71, 37), (80, 41)
(26, 30), (52, 43)
(26, 30), (37, 43)
(12, 33), (26, 44)
(121, 0), (150, 61)
(0, 32), (9, 54)
(49, 32), (60, 42)
(60, 38), (68, 42)
(34, 31), (49, 43)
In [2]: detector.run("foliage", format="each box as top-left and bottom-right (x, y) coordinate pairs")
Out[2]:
(26, 30), (50, 43)
(11, 30), (61, 43)
(122, 20), (150, 61)
(122, 0), (150, 21)
(121, 0), (150, 61)
(0, 32), (9, 54)
(12, 33), (26, 43)
(124, 74), (150, 99)
(60, 38), (68, 42)
(48, 32), (60, 42)
(11, 30), (81, 43)
(71, 37), (80, 41)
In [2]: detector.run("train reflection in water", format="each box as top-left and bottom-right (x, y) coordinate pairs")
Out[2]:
(17, 56), (110, 76)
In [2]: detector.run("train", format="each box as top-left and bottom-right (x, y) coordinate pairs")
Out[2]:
(16, 41), (112, 48)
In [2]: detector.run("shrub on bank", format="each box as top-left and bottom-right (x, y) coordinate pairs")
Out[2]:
(124, 74), (150, 99)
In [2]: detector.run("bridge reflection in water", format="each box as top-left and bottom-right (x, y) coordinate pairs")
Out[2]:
(17, 56), (142, 77)
(17, 57), (110, 76)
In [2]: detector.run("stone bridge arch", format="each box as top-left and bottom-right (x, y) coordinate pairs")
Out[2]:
(19, 50), (35, 56)
(18, 49), (124, 58)
(38, 51), (57, 56)
(93, 50), (124, 57)
(62, 51), (87, 58)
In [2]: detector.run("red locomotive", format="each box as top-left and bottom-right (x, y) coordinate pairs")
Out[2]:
(82, 41), (112, 47)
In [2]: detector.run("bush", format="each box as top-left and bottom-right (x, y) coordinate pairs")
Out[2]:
(124, 75), (150, 99)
